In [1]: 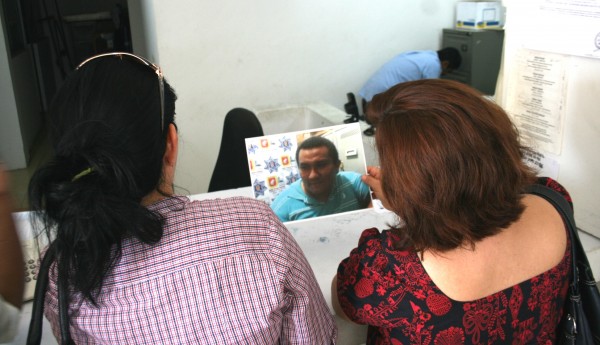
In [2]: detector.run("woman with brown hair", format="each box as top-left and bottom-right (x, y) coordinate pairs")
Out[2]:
(332, 79), (571, 344)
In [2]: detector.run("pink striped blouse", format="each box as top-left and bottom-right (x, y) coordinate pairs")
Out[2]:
(44, 196), (337, 344)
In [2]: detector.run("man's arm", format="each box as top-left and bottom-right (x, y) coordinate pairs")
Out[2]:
(0, 164), (25, 309)
(349, 171), (372, 207)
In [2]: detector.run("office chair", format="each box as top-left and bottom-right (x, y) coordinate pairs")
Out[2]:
(208, 108), (264, 192)
(343, 92), (360, 123)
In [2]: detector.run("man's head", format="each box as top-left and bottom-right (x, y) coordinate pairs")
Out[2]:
(295, 136), (341, 202)
(437, 47), (462, 75)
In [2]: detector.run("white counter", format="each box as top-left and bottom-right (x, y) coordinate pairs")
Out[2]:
(9, 186), (600, 345)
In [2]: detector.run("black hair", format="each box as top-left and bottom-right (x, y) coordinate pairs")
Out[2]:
(295, 136), (340, 164)
(437, 47), (462, 70)
(28, 55), (177, 305)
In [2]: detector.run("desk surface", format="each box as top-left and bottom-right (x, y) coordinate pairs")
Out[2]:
(10, 187), (600, 345)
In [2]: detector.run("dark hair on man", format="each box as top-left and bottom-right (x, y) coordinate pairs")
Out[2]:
(367, 79), (536, 253)
(437, 47), (462, 69)
(28, 56), (177, 304)
(295, 136), (340, 164)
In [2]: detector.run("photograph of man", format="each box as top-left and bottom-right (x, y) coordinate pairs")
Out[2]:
(270, 136), (371, 222)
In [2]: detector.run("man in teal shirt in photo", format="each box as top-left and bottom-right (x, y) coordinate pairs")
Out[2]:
(270, 136), (371, 222)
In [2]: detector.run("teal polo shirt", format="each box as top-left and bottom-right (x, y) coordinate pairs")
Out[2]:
(270, 171), (371, 222)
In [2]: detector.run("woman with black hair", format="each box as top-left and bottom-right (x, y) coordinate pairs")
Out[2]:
(28, 53), (336, 344)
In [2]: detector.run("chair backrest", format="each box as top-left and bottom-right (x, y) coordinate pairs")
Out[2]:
(208, 108), (264, 192)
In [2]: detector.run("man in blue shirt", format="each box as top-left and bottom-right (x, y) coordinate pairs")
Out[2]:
(359, 48), (461, 135)
(270, 136), (371, 222)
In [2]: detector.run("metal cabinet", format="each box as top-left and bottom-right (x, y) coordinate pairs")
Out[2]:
(441, 28), (504, 95)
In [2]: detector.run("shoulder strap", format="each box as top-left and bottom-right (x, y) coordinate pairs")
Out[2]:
(526, 184), (575, 226)
(26, 243), (55, 345)
(526, 184), (591, 267)
(26, 242), (74, 345)
(525, 184), (583, 295)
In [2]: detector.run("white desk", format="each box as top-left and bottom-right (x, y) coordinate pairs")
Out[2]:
(10, 187), (600, 345)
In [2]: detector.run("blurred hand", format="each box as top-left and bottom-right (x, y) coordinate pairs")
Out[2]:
(362, 166), (391, 209)
(0, 163), (25, 309)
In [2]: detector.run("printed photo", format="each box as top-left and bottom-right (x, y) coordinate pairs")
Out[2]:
(245, 123), (372, 223)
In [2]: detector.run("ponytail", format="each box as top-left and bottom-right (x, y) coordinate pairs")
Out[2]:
(28, 151), (163, 305)
(28, 54), (177, 305)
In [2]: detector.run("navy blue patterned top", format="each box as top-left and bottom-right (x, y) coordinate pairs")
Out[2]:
(336, 178), (572, 344)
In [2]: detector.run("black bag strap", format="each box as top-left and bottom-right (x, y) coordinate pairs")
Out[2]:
(26, 243), (55, 345)
(527, 185), (600, 345)
(525, 184), (583, 293)
(26, 242), (74, 345)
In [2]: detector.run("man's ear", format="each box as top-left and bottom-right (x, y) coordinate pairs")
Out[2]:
(164, 123), (178, 167)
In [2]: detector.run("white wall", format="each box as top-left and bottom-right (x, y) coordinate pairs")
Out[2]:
(127, 0), (156, 61)
(132, 0), (461, 194)
(496, 0), (600, 238)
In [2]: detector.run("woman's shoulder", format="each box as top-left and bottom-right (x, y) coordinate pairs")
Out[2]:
(338, 171), (362, 180)
(339, 228), (420, 280)
(114, 197), (282, 284)
(186, 195), (273, 215)
(356, 228), (410, 251)
(352, 227), (395, 250)
(535, 177), (572, 206)
(421, 189), (569, 302)
(143, 195), (280, 243)
(146, 195), (275, 222)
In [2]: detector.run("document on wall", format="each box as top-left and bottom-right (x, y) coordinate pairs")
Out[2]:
(523, 150), (560, 179)
(524, 0), (600, 58)
(505, 49), (568, 155)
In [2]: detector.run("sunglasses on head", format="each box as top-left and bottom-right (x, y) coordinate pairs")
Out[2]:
(77, 52), (165, 132)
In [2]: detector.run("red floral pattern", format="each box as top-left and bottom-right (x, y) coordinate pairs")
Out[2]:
(337, 178), (571, 344)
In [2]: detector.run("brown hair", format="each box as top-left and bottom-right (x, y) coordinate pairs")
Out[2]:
(367, 79), (536, 252)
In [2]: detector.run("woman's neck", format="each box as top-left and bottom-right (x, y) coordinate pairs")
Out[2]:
(141, 185), (174, 206)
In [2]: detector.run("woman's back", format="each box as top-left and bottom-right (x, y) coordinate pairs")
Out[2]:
(336, 181), (571, 344)
(422, 193), (567, 302)
(44, 196), (336, 344)
(29, 54), (336, 344)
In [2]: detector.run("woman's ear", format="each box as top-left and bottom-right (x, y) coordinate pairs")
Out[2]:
(164, 123), (178, 167)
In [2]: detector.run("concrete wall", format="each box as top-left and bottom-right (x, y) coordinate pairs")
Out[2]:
(130, 0), (461, 194)
(496, 0), (600, 237)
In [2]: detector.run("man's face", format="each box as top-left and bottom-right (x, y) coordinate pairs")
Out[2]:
(298, 146), (339, 202)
